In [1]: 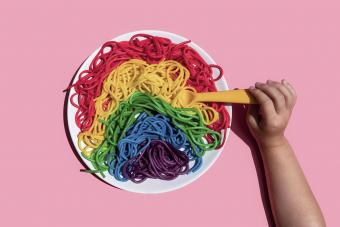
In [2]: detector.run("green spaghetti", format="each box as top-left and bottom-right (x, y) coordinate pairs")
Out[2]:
(83, 92), (221, 176)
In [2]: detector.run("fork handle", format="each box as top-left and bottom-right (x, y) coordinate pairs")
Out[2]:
(195, 89), (257, 104)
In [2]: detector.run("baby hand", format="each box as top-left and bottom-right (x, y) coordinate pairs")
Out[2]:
(246, 80), (297, 149)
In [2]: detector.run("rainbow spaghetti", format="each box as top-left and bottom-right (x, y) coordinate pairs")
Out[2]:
(68, 33), (229, 183)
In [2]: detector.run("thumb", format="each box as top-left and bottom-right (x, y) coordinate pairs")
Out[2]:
(246, 104), (260, 132)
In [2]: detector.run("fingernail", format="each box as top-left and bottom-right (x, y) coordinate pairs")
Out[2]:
(282, 79), (288, 84)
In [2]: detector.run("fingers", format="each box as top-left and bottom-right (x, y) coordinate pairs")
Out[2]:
(282, 79), (297, 106)
(267, 80), (295, 108)
(255, 82), (286, 113)
(249, 79), (296, 116)
(282, 79), (296, 95)
(248, 86), (276, 117)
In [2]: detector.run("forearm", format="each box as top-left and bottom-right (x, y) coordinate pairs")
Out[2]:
(259, 137), (326, 227)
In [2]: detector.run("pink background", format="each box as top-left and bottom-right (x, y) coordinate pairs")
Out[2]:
(1, 0), (339, 226)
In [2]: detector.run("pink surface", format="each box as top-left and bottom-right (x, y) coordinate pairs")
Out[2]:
(1, 0), (339, 226)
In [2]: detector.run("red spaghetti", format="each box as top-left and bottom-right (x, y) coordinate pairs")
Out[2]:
(70, 34), (230, 146)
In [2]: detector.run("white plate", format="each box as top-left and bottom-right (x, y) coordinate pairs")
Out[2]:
(66, 30), (232, 193)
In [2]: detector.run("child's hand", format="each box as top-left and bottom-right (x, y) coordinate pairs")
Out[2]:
(246, 80), (297, 149)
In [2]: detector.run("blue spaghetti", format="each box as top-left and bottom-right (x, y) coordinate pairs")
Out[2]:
(108, 113), (202, 181)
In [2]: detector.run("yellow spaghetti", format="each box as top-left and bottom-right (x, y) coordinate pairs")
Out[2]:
(78, 59), (218, 156)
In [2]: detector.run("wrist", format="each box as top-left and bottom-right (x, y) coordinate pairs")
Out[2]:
(257, 135), (289, 151)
